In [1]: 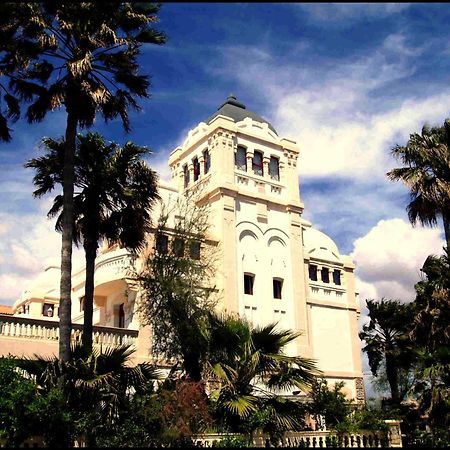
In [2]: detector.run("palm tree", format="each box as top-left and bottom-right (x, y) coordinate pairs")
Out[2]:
(26, 132), (159, 353)
(387, 120), (450, 248)
(0, 3), (166, 361)
(205, 313), (319, 434)
(359, 298), (415, 404)
(17, 343), (161, 446)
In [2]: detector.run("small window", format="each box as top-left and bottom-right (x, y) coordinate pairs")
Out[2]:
(42, 303), (54, 317)
(253, 150), (263, 176)
(244, 273), (254, 295)
(80, 296), (85, 312)
(309, 264), (318, 281)
(156, 233), (168, 254)
(333, 269), (341, 285)
(173, 238), (185, 257)
(321, 267), (330, 284)
(118, 303), (125, 329)
(193, 157), (200, 182)
(269, 156), (280, 181)
(273, 278), (283, 299)
(203, 149), (210, 174)
(189, 241), (201, 260)
(235, 146), (247, 171)
(183, 164), (189, 188)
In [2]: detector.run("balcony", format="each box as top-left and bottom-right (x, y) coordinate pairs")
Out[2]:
(0, 314), (139, 359)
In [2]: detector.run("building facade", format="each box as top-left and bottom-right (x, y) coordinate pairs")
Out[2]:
(5, 95), (364, 402)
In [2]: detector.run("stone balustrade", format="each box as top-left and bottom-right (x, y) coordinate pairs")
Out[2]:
(0, 314), (138, 348)
(194, 428), (396, 448)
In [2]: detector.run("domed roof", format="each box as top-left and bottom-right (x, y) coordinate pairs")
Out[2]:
(17, 265), (60, 303)
(206, 95), (277, 135)
(303, 227), (341, 263)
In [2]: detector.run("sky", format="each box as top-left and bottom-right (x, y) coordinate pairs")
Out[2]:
(1, 2), (449, 395)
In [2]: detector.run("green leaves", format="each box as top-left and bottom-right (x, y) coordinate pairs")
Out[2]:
(388, 119), (450, 246)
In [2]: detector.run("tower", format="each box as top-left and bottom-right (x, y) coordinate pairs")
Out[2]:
(168, 95), (364, 401)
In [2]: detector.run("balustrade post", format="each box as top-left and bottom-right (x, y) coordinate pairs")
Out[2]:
(384, 420), (403, 448)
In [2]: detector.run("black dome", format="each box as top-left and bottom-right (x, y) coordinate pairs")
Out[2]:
(205, 95), (277, 135)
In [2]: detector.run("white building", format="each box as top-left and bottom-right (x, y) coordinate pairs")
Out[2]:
(6, 95), (364, 402)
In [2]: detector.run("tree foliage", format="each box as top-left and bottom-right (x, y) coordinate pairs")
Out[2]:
(387, 119), (450, 247)
(0, 2), (165, 360)
(26, 132), (159, 352)
(410, 250), (450, 430)
(359, 298), (415, 404)
(137, 191), (218, 381)
(17, 343), (161, 447)
(206, 313), (319, 435)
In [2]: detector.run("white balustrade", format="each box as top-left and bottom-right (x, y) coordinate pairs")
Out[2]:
(0, 314), (138, 348)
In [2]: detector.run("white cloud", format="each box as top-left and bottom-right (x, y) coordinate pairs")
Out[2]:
(297, 3), (410, 24)
(0, 203), (84, 305)
(214, 33), (449, 185)
(351, 218), (444, 302)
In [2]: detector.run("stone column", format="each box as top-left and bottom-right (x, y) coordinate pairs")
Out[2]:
(246, 150), (253, 174)
(263, 155), (270, 178)
(385, 420), (403, 448)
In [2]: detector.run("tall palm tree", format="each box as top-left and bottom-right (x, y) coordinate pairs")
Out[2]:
(205, 313), (319, 433)
(0, 3), (166, 361)
(26, 132), (159, 353)
(359, 298), (415, 404)
(387, 120), (450, 248)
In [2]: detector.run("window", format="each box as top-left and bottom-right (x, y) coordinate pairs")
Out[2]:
(253, 150), (263, 176)
(156, 233), (168, 254)
(273, 278), (283, 299)
(203, 149), (210, 174)
(269, 156), (280, 181)
(244, 273), (254, 295)
(189, 241), (201, 260)
(193, 157), (200, 182)
(308, 264), (318, 281)
(173, 238), (185, 257)
(42, 303), (54, 317)
(321, 267), (330, 283)
(80, 296), (85, 312)
(333, 269), (341, 285)
(235, 146), (247, 171)
(183, 164), (189, 188)
(118, 303), (125, 328)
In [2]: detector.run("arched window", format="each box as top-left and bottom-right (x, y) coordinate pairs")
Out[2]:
(235, 146), (247, 171)
(269, 156), (280, 181)
(203, 149), (211, 174)
(253, 150), (263, 176)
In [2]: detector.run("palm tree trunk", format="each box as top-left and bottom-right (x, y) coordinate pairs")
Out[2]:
(83, 239), (98, 354)
(59, 110), (77, 362)
(385, 352), (400, 404)
(442, 212), (450, 250)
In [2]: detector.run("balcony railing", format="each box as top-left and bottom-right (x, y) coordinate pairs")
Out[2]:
(0, 314), (138, 347)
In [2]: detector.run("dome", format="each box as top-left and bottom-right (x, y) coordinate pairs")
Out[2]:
(303, 227), (341, 263)
(17, 265), (60, 304)
(206, 95), (278, 135)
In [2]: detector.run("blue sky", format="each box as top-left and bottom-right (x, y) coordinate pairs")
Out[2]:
(1, 3), (449, 394)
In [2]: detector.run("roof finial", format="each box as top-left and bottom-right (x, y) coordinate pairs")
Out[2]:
(228, 93), (237, 101)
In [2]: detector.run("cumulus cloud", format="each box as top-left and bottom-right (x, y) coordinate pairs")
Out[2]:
(351, 218), (445, 302)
